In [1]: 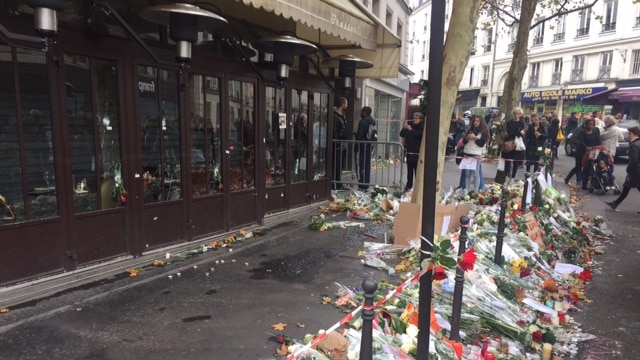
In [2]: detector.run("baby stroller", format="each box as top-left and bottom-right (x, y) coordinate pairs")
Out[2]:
(583, 146), (620, 195)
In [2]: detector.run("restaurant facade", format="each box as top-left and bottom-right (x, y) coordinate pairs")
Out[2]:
(0, 0), (399, 286)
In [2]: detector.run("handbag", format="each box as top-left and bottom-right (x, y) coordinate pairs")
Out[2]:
(502, 140), (516, 153)
(455, 148), (464, 165)
(515, 136), (526, 151)
(455, 138), (465, 165)
(556, 128), (565, 142)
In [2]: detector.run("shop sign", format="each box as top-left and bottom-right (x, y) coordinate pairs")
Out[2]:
(520, 86), (607, 102)
(330, 12), (363, 37)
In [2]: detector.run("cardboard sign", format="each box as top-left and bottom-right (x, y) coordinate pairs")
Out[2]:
(524, 212), (545, 247)
(393, 202), (473, 247)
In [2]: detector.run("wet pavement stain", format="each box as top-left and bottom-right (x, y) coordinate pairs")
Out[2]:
(205, 289), (218, 295)
(182, 315), (212, 322)
(248, 248), (342, 282)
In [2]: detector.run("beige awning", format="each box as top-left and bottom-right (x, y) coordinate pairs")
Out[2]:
(206, 0), (401, 78)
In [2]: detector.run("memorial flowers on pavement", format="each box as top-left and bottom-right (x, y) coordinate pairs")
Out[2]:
(292, 180), (608, 360)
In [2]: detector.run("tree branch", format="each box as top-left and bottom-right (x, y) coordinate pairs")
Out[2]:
(530, 0), (598, 29)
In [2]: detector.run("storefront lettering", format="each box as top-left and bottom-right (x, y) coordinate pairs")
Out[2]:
(138, 80), (156, 94)
(521, 86), (606, 102)
(330, 13), (362, 37)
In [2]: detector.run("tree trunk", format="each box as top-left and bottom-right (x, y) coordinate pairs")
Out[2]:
(411, 0), (483, 204)
(494, 0), (537, 149)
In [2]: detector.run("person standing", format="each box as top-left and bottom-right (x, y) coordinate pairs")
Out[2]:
(524, 115), (547, 173)
(548, 117), (560, 160)
(606, 126), (640, 211)
(460, 115), (489, 192)
(400, 112), (424, 192)
(332, 97), (349, 190)
(565, 112), (579, 135)
(574, 118), (601, 189)
(501, 107), (527, 179)
(355, 106), (376, 191)
(600, 115), (622, 173)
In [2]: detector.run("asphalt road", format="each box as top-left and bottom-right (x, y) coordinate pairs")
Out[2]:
(0, 152), (638, 360)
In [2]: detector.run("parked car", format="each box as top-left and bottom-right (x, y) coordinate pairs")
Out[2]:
(564, 120), (639, 159)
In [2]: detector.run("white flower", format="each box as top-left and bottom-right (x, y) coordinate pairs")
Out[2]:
(537, 146), (543, 151)
(406, 324), (420, 338)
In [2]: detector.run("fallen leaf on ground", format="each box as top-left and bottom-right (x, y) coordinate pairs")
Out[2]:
(126, 268), (142, 277)
(276, 343), (289, 356)
(322, 296), (332, 305)
(296, 322), (305, 328)
(0, 308), (9, 314)
(153, 260), (166, 266)
(272, 322), (287, 332)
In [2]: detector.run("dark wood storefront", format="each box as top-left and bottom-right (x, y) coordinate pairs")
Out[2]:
(0, 10), (332, 286)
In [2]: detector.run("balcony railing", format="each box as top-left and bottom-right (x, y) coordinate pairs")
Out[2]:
(532, 37), (543, 46)
(598, 66), (611, 80)
(507, 43), (515, 52)
(484, 44), (492, 53)
(571, 69), (583, 82)
(529, 76), (539, 87)
(551, 73), (561, 85)
(576, 27), (589, 37)
(470, 49), (476, 55)
(553, 33), (565, 42)
(481, 79), (488, 86)
(636, 16), (640, 26)
(602, 22), (616, 32)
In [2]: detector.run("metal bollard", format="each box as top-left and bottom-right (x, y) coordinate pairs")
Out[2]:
(359, 277), (378, 360)
(449, 216), (470, 341)
(521, 172), (530, 208)
(494, 184), (508, 265)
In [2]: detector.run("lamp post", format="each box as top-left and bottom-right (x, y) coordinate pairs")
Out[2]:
(26, 0), (66, 48)
(417, 0), (445, 358)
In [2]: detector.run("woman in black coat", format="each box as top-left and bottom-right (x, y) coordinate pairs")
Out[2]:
(547, 117), (560, 160)
(400, 112), (425, 191)
(501, 107), (527, 179)
(524, 115), (548, 173)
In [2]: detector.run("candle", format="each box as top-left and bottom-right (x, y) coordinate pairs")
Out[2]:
(551, 316), (560, 326)
(542, 343), (553, 360)
(484, 352), (496, 360)
(558, 312), (566, 325)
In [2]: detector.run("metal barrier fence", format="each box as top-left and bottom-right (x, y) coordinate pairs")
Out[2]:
(332, 140), (405, 190)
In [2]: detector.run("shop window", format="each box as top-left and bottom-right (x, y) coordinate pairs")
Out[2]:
(64, 55), (124, 212)
(138, 66), (181, 203)
(189, 74), (222, 197)
(265, 86), (286, 187)
(0, 45), (56, 222)
(312, 93), (329, 180)
(228, 80), (255, 191)
(291, 89), (309, 183)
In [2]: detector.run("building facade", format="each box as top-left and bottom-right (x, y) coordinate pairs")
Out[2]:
(0, 0), (401, 286)
(409, 0), (640, 118)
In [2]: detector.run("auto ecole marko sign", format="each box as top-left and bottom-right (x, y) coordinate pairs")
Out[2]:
(520, 86), (607, 102)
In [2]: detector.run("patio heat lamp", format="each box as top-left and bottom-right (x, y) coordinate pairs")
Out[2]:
(322, 55), (373, 90)
(254, 35), (318, 87)
(25, 0), (66, 49)
(140, 3), (228, 69)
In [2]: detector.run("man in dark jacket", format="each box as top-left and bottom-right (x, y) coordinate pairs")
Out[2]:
(355, 106), (376, 191)
(565, 112), (579, 135)
(332, 97), (349, 190)
(606, 126), (640, 211)
(400, 112), (424, 192)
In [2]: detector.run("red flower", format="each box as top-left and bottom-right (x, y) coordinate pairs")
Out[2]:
(529, 205), (539, 212)
(433, 266), (448, 281)
(277, 335), (285, 344)
(532, 330), (543, 343)
(120, 196), (127, 204)
(571, 293), (579, 304)
(121, 190), (128, 198)
(580, 269), (593, 282)
(458, 248), (477, 272)
(520, 266), (533, 278)
(575, 221), (582, 227)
